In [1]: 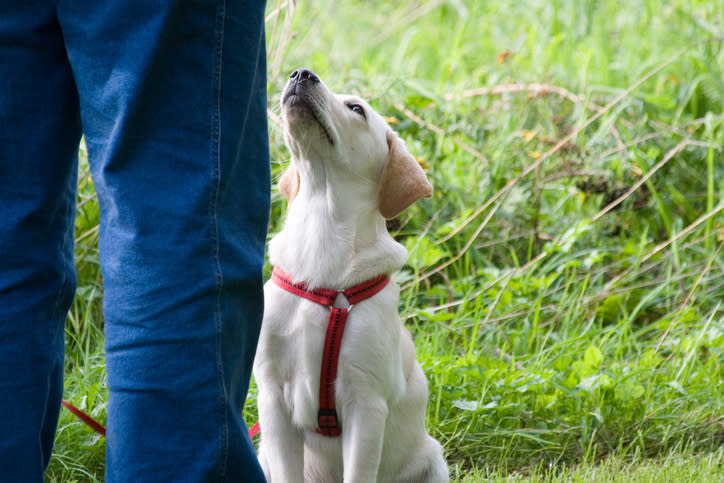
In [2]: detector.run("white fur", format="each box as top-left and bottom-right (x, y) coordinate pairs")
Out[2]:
(253, 70), (448, 482)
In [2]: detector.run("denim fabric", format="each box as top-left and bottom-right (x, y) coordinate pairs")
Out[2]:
(0, 0), (269, 481)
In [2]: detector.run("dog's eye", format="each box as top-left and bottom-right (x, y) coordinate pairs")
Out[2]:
(346, 103), (366, 119)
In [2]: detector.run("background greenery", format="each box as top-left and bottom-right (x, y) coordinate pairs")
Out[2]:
(50, 0), (724, 481)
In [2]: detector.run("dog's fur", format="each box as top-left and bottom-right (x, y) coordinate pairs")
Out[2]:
(253, 69), (448, 483)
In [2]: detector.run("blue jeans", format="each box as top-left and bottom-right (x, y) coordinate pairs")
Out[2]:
(0, 1), (269, 481)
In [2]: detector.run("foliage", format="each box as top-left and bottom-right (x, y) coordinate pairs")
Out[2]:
(51, 0), (724, 480)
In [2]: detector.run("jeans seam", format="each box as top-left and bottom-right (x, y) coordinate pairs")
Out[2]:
(211, 0), (229, 480)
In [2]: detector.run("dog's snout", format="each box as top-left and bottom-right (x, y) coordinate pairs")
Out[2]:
(282, 68), (325, 110)
(290, 68), (320, 84)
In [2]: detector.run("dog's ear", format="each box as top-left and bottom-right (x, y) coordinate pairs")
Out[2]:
(279, 165), (300, 203)
(378, 131), (433, 219)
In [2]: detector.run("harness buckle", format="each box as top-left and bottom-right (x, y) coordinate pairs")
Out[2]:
(316, 409), (341, 436)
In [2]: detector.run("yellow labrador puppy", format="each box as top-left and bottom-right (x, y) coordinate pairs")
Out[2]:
(254, 69), (448, 483)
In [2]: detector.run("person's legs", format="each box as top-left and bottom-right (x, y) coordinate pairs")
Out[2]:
(0, 2), (81, 480)
(59, 0), (269, 480)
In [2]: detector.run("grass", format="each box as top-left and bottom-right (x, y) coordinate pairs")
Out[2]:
(50, 0), (724, 481)
(451, 447), (724, 482)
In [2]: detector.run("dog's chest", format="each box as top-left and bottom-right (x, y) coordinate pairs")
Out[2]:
(259, 281), (405, 430)
(259, 285), (333, 424)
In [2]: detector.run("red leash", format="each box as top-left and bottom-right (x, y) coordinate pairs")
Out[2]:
(61, 400), (106, 436)
(62, 404), (263, 439)
(248, 420), (261, 438)
(271, 266), (390, 436)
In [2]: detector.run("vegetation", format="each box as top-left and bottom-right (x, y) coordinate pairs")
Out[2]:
(51, 0), (723, 481)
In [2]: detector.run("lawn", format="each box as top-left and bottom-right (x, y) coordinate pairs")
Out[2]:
(51, 0), (724, 481)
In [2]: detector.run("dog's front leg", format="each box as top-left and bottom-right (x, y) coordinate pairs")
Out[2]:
(341, 398), (388, 483)
(257, 385), (304, 483)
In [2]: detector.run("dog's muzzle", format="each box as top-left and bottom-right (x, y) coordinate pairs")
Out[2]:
(282, 68), (320, 104)
(281, 68), (335, 145)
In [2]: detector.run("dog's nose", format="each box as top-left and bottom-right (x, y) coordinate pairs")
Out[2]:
(290, 68), (320, 84)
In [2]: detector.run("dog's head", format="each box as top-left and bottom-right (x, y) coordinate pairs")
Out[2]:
(279, 69), (432, 219)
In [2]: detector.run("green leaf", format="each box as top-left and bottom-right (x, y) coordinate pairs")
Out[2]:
(405, 236), (449, 270)
(584, 345), (603, 369)
(615, 380), (645, 402)
(452, 399), (498, 412)
(578, 374), (612, 392)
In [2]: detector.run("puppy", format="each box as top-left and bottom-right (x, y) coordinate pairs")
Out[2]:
(253, 68), (448, 483)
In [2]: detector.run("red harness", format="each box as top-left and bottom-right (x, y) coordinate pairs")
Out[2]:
(271, 266), (390, 437)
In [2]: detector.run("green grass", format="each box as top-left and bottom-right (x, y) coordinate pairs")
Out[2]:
(451, 447), (724, 482)
(51, 0), (724, 481)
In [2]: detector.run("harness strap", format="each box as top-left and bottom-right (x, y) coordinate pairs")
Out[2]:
(271, 266), (390, 437)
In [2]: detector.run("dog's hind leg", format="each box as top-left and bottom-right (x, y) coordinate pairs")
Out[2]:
(395, 436), (449, 483)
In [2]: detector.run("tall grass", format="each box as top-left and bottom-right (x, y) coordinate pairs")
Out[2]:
(52, 0), (723, 480)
